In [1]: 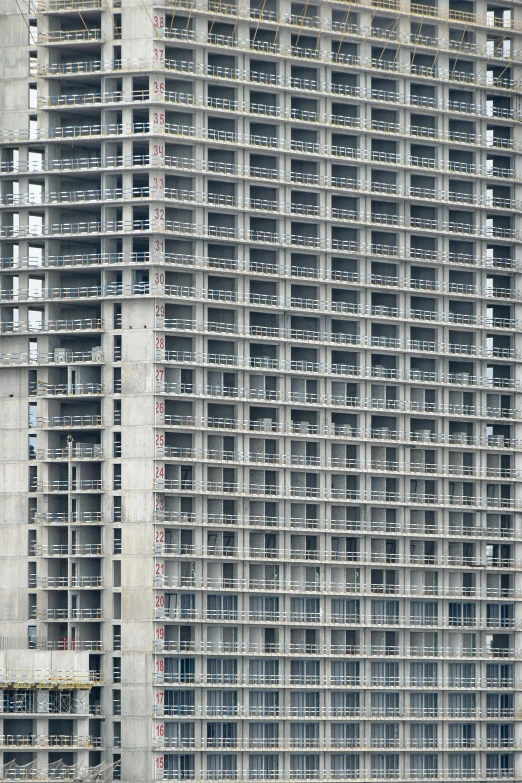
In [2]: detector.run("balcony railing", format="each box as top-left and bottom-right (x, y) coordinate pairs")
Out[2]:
(1, 114), (518, 163)
(36, 50), (518, 111)
(152, 541), (518, 568)
(168, 185), (522, 214)
(155, 574), (519, 599)
(154, 509), (517, 542)
(154, 639), (515, 659)
(37, 445), (103, 459)
(162, 0), (522, 36)
(35, 544), (103, 556)
(0, 186), (149, 208)
(0, 142), (517, 185)
(36, 609), (102, 621)
(2, 283), (520, 334)
(0, 734), (101, 749)
(35, 511), (103, 525)
(163, 146), (517, 183)
(29, 639), (103, 652)
(158, 388), (519, 421)
(31, 18), (522, 72)
(152, 737), (520, 751)
(0, 318), (103, 335)
(152, 478), (518, 510)
(37, 576), (103, 588)
(155, 670), (515, 691)
(158, 324), (519, 361)
(160, 413), (520, 448)
(153, 703), (519, 721)
(155, 28), (522, 100)
(0, 351), (103, 367)
(37, 0), (102, 9)
(36, 415), (102, 428)
(37, 29), (102, 44)
(5, 181), (521, 214)
(0, 669), (96, 687)
(0, 248), (518, 278)
(154, 770), (518, 783)
(164, 362), (517, 394)
(36, 480), (103, 493)
(158, 448), (521, 478)
(2, 213), (520, 243)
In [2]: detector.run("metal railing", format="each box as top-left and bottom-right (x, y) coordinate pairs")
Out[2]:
(154, 575), (519, 600)
(152, 610), (519, 630)
(0, 319), (103, 335)
(36, 576), (103, 588)
(37, 29), (102, 44)
(0, 144), (517, 184)
(34, 512), (103, 525)
(161, 414), (520, 447)
(37, 0), (102, 8)
(36, 384), (103, 397)
(0, 669), (95, 686)
(1, 115), (518, 158)
(162, 0), (522, 36)
(35, 544), (102, 556)
(36, 50), (518, 108)
(37, 445), (103, 459)
(154, 639), (516, 660)
(3, 284), (520, 331)
(152, 478), (520, 510)
(5, 181), (522, 214)
(36, 609), (102, 621)
(0, 351), (103, 367)
(154, 509), (518, 541)
(31, 22), (522, 71)
(158, 449), (522, 478)
(155, 28), (522, 96)
(156, 388), (520, 421)
(36, 480), (103, 493)
(0, 248), (518, 275)
(160, 328), (520, 361)
(36, 415), (102, 428)
(2, 213), (520, 242)
(159, 352), (519, 388)
(152, 541), (519, 568)
(0, 735), (101, 749)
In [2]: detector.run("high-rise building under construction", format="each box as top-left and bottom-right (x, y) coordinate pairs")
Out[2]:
(0, 0), (521, 781)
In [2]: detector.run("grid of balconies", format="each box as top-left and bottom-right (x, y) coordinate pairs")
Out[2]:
(0, 0), (520, 780)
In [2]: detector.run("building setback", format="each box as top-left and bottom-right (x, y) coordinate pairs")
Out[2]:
(0, 0), (521, 781)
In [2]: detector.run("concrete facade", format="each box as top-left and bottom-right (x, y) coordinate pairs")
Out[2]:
(0, 0), (522, 781)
